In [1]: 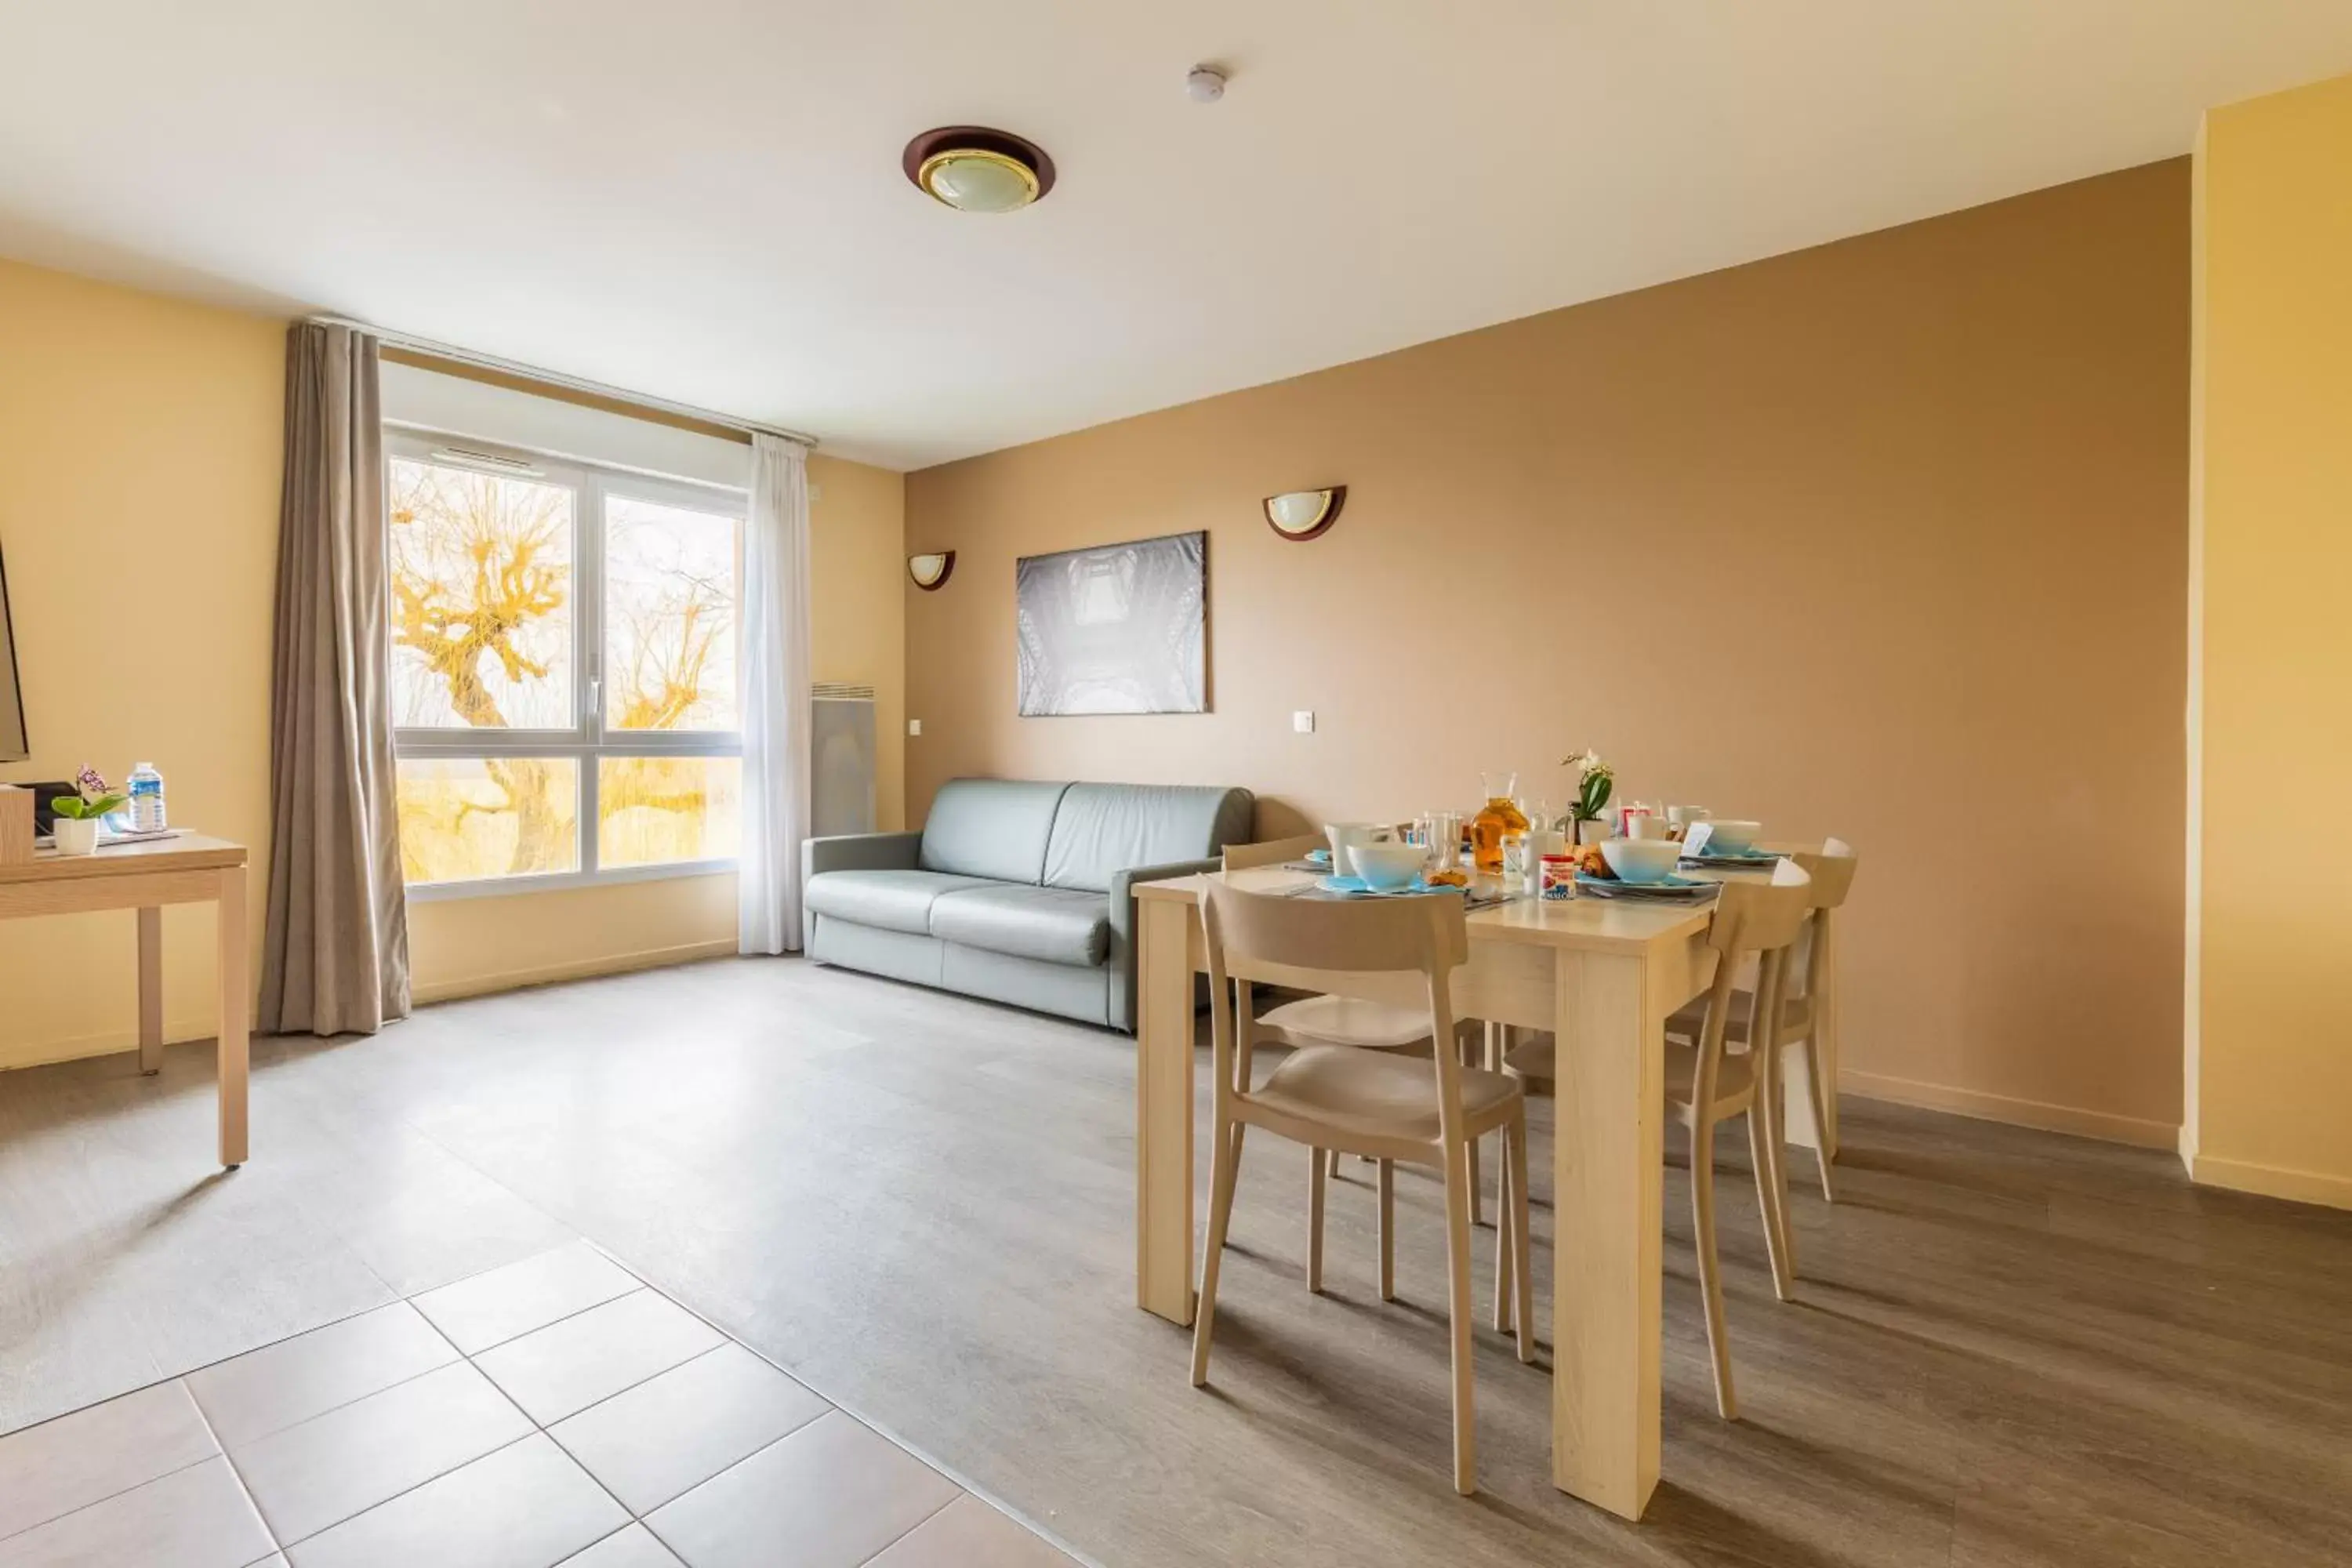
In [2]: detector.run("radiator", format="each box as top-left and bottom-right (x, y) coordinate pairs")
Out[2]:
(811, 684), (877, 837)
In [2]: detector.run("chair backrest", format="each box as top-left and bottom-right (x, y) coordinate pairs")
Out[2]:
(1222, 833), (1325, 872)
(1205, 880), (1470, 977)
(1690, 864), (1815, 1108)
(1791, 840), (1857, 910)
(1199, 882), (1475, 1142)
(1789, 839), (1859, 999)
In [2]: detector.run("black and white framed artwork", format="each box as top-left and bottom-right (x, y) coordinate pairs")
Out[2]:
(1015, 531), (1206, 716)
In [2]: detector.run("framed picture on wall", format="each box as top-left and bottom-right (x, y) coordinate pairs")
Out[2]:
(1015, 531), (1207, 716)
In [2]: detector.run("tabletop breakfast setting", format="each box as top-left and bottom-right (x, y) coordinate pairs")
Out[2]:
(1301, 757), (1783, 907)
(1127, 750), (1860, 1518)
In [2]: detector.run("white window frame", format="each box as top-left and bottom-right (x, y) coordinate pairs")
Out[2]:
(387, 429), (748, 902)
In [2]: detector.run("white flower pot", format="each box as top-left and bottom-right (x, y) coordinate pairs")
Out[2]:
(53, 816), (101, 856)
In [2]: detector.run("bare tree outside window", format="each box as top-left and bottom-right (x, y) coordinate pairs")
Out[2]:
(389, 454), (742, 887)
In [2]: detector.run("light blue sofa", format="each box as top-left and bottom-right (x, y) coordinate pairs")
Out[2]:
(801, 778), (1254, 1031)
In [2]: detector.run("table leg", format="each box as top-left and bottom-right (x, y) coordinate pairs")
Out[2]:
(216, 866), (249, 1168)
(137, 906), (164, 1075)
(1550, 948), (1663, 1521)
(1136, 896), (1196, 1324)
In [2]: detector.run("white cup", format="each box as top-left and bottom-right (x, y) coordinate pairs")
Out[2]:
(1324, 822), (1392, 873)
(1629, 815), (1675, 841)
(1666, 804), (1710, 828)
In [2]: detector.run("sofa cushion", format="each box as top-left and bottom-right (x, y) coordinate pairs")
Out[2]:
(917, 779), (1072, 884)
(1042, 782), (1255, 893)
(805, 869), (996, 937)
(929, 884), (1110, 968)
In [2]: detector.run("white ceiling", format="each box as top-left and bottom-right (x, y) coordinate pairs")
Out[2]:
(4, 2), (2350, 470)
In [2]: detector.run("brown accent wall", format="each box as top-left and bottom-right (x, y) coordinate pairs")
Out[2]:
(906, 161), (2190, 1143)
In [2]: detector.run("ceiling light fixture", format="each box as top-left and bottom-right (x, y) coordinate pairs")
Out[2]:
(902, 126), (1056, 214)
(1186, 65), (1227, 103)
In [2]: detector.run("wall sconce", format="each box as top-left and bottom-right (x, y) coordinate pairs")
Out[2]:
(907, 551), (956, 590)
(1262, 487), (1345, 542)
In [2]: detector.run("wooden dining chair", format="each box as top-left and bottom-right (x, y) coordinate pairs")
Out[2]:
(1223, 833), (1494, 1232)
(1664, 839), (1859, 1203)
(1503, 862), (1814, 1419)
(1192, 880), (1534, 1495)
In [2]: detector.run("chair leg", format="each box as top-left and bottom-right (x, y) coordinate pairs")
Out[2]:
(1508, 1116), (1534, 1363)
(1308, 1145), (1327, 1294)
(1747, 1098), (1796, 1302)
(1467, 1133), (1484, 1229)
(1800, 1034), (1838, 1202)
(1690, 1116), (1737, 1419)
(1753, 1047), (1798, 1291)
(1190, 1115), (1243, 1387)
(1443, 1135), (1479, 1495)
(1465, 1025), (1489, 1229)
(1493, 1128), (1514, 1334)
(1377, 1158), (1397, 1301)
(1326, 1147), (1341, 1181)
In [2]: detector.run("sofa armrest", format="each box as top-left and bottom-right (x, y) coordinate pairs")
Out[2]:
(1109, 856), (1220, 941)
(1106, 856), (1219, 1033)
(802, 831), (923, 881)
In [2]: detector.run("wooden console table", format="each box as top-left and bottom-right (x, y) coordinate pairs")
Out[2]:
(0, 835), (251, 1167)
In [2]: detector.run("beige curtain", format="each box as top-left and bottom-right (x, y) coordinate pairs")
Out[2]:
(258, 322), (410, 1035)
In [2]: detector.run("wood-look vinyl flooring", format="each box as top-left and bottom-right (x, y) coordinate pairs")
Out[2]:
(4, 954), (2349, 1566)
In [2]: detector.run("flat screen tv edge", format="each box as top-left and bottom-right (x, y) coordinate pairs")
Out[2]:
(0, 537), (27, 764)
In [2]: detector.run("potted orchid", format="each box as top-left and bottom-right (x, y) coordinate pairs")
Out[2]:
(1563, 749), (1616, 844)
(50, 767), (125, 856)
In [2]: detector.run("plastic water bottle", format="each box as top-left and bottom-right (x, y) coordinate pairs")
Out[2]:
(127, 762), (166, 833)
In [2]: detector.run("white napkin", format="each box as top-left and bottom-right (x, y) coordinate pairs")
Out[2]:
(1681, 821), (1715, 857)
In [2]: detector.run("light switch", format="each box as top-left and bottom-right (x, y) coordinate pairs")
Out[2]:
(1293, 710), (1315, 734)
(908, 718), (923, 736)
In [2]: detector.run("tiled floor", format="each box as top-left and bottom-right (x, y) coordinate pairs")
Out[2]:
(8, 957), (2352, 1566)
(0, 1241), (1076, 1568)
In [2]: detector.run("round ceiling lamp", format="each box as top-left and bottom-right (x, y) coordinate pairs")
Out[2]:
(902, 126), (1056, 214)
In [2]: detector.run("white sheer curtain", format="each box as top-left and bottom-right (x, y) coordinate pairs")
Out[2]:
(738, 433), (813, 954)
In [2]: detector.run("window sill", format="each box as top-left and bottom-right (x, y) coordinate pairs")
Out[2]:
(404, 858), (736, 903)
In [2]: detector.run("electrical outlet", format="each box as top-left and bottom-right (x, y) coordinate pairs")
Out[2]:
(1293, 710), (1315, 734)
(908, 718), (922, 736)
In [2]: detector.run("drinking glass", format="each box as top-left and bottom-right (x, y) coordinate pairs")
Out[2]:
(1418, 811), (1462, 875)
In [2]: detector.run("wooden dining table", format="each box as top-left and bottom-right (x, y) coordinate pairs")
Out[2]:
(1131, 854), (1830, 1521)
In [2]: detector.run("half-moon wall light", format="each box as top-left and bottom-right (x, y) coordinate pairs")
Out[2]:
(1262, 486), (1345, 542)
(907, 551), (956, 590)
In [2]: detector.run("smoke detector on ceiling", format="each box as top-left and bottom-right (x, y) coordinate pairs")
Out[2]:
(1186, 65), (1227, 103)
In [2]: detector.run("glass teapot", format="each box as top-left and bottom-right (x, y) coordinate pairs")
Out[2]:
(1471, 771), (1530, 875)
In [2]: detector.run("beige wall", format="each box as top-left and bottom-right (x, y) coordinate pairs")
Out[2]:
(0, 257), (283, 1069)
(907, 161), (2191, 1145)
(2186, 73), (2352, 1208)
(0, 256), (906, 1059)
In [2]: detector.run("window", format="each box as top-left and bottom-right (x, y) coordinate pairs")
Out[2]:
(388, 434), (745, 895)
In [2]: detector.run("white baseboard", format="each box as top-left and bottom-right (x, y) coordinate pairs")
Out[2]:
(1839, 1068), (2180, 1150)
(412, 938), (741, 1005)
(2186, 1152), (2352, 1211)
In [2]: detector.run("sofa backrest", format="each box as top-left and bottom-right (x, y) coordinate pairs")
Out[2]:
(918, 779), (1072, 884)
(1042, 783), (1255, 893)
